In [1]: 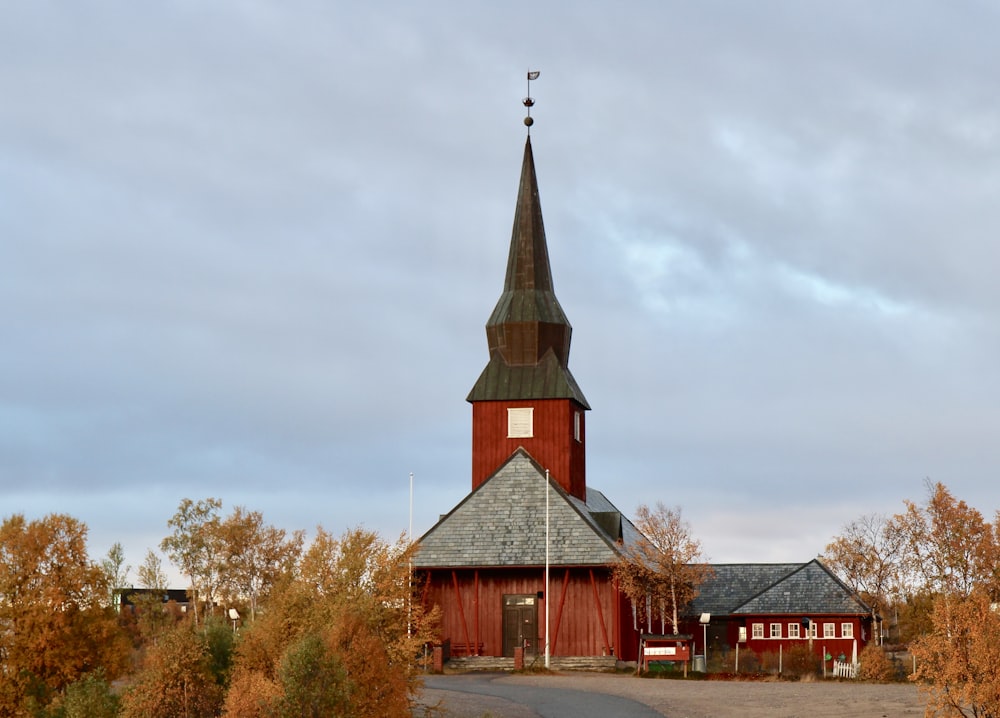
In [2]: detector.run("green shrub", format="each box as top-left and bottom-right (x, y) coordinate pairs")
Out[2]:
(62, 670), (119, 718)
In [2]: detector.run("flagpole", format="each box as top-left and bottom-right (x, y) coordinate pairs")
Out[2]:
(545, 468), (550, 669)
(408, 472), (413, 637)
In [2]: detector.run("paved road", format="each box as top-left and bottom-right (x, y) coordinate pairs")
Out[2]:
(419, 673), (665, 718)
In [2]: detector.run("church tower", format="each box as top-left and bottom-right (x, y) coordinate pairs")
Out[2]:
(467, 133), (590, 500)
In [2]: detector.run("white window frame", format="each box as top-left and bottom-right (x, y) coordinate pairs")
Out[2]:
(841, 622), (854, 638)
(770, 623), (782, 639)
(823, 622), (836, 638)
(788, 622), (800, 639)
(808, 621), (818, 638)
(573, 411), (582, 442)
(752, 623), (764, 639)
(507, 407), (534, 438)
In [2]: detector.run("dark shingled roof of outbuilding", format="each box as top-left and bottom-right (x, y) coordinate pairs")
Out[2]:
(688, 560), (871, 617)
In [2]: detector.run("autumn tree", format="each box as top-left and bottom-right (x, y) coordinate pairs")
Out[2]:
(100, 541), (131, 608)
(132, 548), (173, 638)
(910, 591), (1000, 717)
(223, 526), (435, 718)
(0, 513), (130, 716)
(161, 497), (224, 624)
(614, 503), (712, 634)
(119, 622), (224, 718)
(823, 512), (903, 644)
(890, 481), (996, 599)
(217, 505), (304, 622)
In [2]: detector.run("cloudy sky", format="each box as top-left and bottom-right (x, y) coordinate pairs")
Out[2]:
(4, 2), (999, 581)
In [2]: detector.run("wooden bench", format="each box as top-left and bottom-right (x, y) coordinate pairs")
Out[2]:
(449, 641), (485, 657)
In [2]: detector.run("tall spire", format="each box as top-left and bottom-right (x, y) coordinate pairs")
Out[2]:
(467, 114), (587, 407)
(485, 136), (572, 367)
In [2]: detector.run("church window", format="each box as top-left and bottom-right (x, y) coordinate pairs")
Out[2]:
(573, 411), (582, 442)
(507, 407), (533, 438)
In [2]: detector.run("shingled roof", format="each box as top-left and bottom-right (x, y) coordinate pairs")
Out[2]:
(466, 349), (589, 405)
(413, 449), (639, 568)
(688, 560), (871, 617)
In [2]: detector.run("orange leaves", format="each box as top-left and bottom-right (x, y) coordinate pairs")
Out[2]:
(0, 513), (130, 715)
(911, 592), (1000, 717)
(891, 481), (996, 599)
(614, 503), (712, 634)
(222, 526), (434, 718)
(119, 624), (224, 718)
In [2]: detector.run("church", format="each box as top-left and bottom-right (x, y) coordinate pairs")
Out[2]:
(412, 110), (643, 662)
(413, 92), (873, 668)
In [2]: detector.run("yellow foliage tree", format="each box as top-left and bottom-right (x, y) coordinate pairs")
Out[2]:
(223, 526), (437, 718)
(614, 503), (712, 634)
(119, 623), (224, 718)
(911, 592), (1000, 717)
(823, 512), (903, 643)
(216, 506), (304, 623)
(891, 481), (996, 599)
(0, 513), (130, 716)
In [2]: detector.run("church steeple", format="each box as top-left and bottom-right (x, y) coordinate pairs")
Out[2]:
(467, 136), (589, 407)
(467, 103), (590, 500)
(484, 137), (573, 368)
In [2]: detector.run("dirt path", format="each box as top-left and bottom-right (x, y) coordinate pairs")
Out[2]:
(416, 672), (926, 718)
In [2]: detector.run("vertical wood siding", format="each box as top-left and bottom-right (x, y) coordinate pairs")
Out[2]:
(419, 566), (635, 658)
(471, 399), (587, 499)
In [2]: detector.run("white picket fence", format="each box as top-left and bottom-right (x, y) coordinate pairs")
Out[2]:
(832, 660), (859, 679)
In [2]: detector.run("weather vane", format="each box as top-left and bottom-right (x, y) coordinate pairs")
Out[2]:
(524, 70), (540, 132)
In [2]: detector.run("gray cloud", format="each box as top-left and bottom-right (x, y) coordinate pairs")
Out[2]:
(3, 1), (999, 578)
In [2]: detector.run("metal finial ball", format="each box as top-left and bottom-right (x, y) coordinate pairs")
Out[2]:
(524, 116), (534, 127)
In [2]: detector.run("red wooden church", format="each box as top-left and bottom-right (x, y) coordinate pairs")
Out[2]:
(412, 129), (643, 662)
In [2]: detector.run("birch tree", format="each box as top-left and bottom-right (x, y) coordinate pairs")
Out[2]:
(161, 497), (225, 624)
(823, 512), (903, 644)
(216, 506), (304, 622)
(614, 503), (712, 634)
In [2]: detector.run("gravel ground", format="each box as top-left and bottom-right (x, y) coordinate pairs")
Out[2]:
(415, 672), (927, 718)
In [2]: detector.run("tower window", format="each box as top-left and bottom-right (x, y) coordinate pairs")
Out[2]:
(573, 411), (582, 442)
(507, 407), (533, 438)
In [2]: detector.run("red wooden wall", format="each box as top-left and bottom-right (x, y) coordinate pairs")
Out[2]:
(677, 614), (870, 663)
(471, 398), (587, 499)
(419, 566), (638, 660)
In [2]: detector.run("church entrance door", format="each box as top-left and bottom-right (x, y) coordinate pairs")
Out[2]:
(502, 594), (538, 657)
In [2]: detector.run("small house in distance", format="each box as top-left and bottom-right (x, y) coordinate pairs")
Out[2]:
(114, 587), (191, 614)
